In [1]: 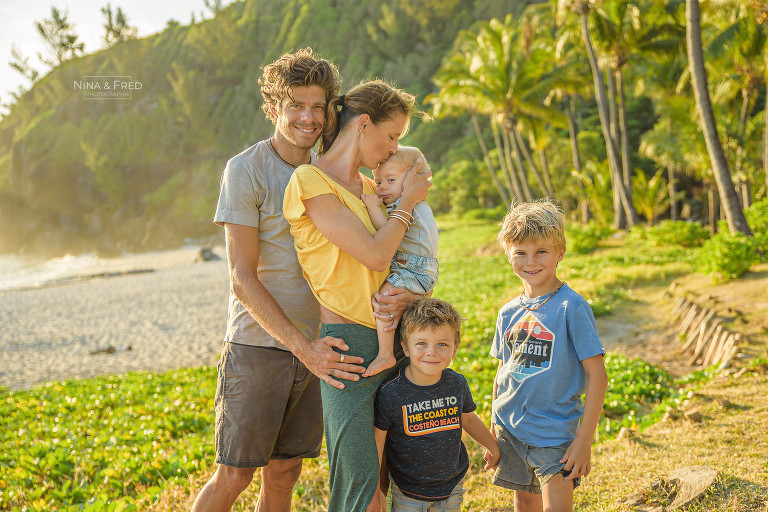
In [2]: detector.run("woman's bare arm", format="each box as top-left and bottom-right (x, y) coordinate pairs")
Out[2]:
(303, 168), (430, 271)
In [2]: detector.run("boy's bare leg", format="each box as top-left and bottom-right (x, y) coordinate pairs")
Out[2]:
(541, 473), (573, 512)
(514, 490), (543, 512)
(363, 316), (397, 377)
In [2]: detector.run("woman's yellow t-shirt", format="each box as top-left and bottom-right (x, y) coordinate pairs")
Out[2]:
(283, 164), (388, 328)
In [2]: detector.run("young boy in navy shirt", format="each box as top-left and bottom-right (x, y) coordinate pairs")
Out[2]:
(491, 200), (607, 512)
(374, 298), (500, 511)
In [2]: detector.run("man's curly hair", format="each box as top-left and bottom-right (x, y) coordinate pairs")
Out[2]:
(258, 48), (341, 124)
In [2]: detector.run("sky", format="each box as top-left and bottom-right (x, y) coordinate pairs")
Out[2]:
(0, 0), (219, 102)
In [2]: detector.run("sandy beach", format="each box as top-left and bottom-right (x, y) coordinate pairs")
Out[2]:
(0, 247), (230, 390)
(0, 243), (667, 391)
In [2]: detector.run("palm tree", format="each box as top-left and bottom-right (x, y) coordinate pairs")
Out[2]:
(559, 0), (640, 227)
(704, 7), (767, 203)
(686, 0), (752, 235)
(573, 161), (614, 226)
(542, 4), (594, 220)
(429, 41), (512, 205)
(752, 0), (768, 193)
(431, 16), (564, 203)
(632, 168), (680, 226)
(640, 113), (691, 221)
(591, 0), (682, 222)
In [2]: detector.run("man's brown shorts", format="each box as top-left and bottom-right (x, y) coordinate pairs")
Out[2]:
(214, 342), (322, 468)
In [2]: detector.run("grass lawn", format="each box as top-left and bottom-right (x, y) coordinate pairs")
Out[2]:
(2, 216), (766, 511)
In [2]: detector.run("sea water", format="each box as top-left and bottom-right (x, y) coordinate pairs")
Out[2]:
(0, 253), (104, 291)
(0, 245), (221, 291)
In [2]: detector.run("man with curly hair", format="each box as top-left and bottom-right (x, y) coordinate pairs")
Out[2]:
(192, 48), (365, 512)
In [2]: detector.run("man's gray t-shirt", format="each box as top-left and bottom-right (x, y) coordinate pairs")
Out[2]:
(490, 284), (605, 447)
(213, 141), (320, 350)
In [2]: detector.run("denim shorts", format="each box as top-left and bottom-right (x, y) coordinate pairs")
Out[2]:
(491, 424), (581, 494)
(386, 250), (439, 294)
(390, 475), (466, 512)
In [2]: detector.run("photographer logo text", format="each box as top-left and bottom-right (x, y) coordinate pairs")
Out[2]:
(75, 76), (142, 99)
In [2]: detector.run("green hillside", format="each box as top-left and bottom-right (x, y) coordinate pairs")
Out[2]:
(0, 0), (525, 255)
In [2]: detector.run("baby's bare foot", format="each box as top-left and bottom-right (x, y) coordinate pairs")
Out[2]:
(363, 354), (396, 377)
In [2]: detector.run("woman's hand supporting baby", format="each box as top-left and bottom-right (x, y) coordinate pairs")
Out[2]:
(397, 158), (431, 211)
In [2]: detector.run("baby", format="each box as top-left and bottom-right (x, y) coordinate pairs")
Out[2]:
(362, 146), (439, 377)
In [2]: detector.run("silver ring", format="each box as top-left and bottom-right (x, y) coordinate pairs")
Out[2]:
(389, 313), (394, 319)
(329, 369), (335, 377)
(339, 354), (345, 363)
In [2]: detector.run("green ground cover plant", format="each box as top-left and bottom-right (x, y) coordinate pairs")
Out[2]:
(0, 370), (217, 511)
(0, 217), (719, 510)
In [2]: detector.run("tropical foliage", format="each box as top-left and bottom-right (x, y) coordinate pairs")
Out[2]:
(0, 0), (766, 257)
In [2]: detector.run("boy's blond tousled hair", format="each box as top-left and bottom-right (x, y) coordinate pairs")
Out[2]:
(400, 298), (464, 348)
(497, 199), (566, 255)
(380, 146), (431, 174)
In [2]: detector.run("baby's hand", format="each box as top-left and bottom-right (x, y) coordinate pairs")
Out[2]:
(362, 194), (383, 209)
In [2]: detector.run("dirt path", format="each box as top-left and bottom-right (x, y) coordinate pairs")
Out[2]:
(597, 285), (700, 377)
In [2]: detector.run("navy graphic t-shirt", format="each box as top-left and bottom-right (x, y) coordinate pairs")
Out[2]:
(374, 368), (476, 501)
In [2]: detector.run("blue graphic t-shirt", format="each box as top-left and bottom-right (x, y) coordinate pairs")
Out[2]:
(374, 368), (475, 501)
(490, 283), (605, 447)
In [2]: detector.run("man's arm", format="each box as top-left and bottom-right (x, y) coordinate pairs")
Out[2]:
(559, 354), (608, 480)
(224, 223), (365, 389)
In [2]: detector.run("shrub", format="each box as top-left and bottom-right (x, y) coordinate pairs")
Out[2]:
(755, 231), (768, 261)
(463, 205), (507, 221)
(697, 230), (759, 282)
(643, 220), (710, 247)
(566, 221), (613, 255)
(745, 199), (768, 234)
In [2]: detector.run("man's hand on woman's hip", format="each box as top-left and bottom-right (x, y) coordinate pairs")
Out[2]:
(297, 337), (366, 389)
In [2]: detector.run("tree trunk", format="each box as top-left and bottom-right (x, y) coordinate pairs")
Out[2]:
(471, 112), (510, 205)
(668, 166), (678, 221)
(764, 82), (768, 194)
(504, 124), (533, 201)
(617, 69), (634, 193)
(686, 0), (752, 235)
(538, 148), (555, 198)
(607, 71), (620, 168)
(491, 119), (521, 203)
(512, 121), (549, 197)
(580, 14), (640, 227)
(740, 87), (751, 127)
(566, 96), (591, 222)
(707, 183), (717, 234)
(741, 179), (751, 208)
(606, 69), (625, 228)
